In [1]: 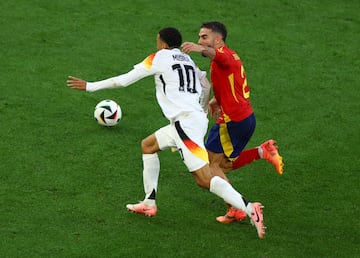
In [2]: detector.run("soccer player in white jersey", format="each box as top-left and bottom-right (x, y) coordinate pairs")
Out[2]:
(67, 27), (265, 239)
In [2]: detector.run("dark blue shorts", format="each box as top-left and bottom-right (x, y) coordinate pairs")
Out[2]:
(205, 113), (256, 159)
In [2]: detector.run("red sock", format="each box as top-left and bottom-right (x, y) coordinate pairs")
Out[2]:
(232, 148), (260, 169)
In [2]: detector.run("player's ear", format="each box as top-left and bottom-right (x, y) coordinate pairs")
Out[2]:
(160, 40), (169, 49)
(157, 35), (168, 50)
(215, 34), (222, 44)
(163, 43), (170, 49)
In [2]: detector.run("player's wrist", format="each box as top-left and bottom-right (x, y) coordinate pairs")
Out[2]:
(200, 46), (215, 60)
(200, 45), (208, 54)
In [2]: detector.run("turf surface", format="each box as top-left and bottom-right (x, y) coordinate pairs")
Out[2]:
(1, 0), (359, 257)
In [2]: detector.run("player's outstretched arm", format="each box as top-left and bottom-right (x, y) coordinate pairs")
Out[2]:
(182, 42), (216, 60)
(67, 76), (87, 91)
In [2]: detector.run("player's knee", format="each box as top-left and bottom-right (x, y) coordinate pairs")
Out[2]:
(141, 136), (158, 154)
(218, 159), (233, 173)
(192, 169), (212, 189)
(141, 139), (148, 152)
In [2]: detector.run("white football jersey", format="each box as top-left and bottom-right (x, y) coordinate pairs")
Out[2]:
(86, 48), (204, 122)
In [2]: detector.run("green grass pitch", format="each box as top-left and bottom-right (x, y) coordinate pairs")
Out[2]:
(1, 0), (359, 257)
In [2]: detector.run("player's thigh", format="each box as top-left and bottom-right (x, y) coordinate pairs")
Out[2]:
(206, 127), (240, 173)
(207, 150), (231, 178)
(154, 122), (207, 173)
(154, 124), (177, 150)
(206, 116), (256, 159)
(173, 119), (208, 172)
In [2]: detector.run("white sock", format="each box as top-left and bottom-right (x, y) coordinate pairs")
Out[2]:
(142, 153), (160, 206)
(210, 176), (252, 216)
(258, 146), (264, 158)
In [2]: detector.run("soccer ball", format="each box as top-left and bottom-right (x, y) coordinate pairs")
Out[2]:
(94, 99), (122, 127)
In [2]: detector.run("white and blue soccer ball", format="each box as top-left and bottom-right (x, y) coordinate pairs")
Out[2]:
(94, 99), (122, 127)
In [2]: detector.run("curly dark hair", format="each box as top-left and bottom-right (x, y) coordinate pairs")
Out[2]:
(201, 21), (227, 42)
(158, 27), (182, 49)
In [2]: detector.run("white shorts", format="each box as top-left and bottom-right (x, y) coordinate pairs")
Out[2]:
(155, 112), (209, 172)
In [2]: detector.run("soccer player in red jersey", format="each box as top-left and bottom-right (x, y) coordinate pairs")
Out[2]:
(183, 22), (283, 225)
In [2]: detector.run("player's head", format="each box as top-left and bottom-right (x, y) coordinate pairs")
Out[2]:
(198, 21), (227, 48)
(157, 27), (182, 50)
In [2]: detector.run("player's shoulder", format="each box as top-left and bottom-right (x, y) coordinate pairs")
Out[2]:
(215, 45), (242, 64)
(217, 45), (235, 54)
(143, 49), (170, 60)
(151, 49), (171, 62)
(156, 48), (181, 56)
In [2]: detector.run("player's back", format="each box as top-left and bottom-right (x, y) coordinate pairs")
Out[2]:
(152, 48), (204, 121)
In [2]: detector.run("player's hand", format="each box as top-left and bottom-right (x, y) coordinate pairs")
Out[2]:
(67, 76), (87, 90)
(208, 97), (221, 119)
(182, 42), (204, 54)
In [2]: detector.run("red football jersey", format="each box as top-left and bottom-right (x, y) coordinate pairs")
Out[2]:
(210, 45), (253, 123)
